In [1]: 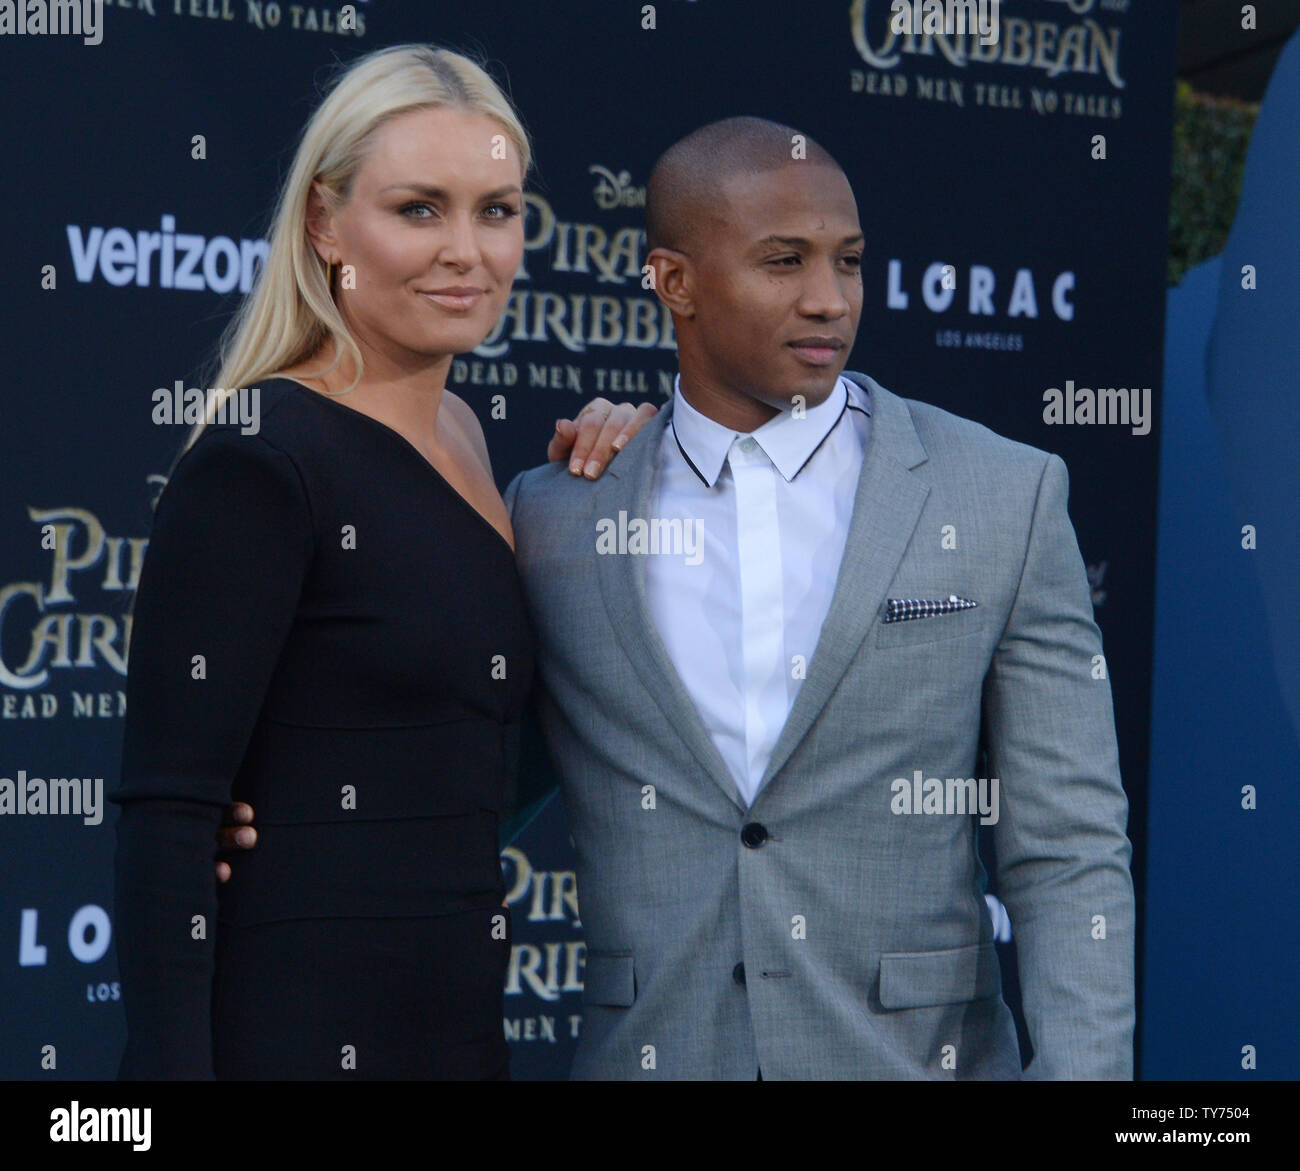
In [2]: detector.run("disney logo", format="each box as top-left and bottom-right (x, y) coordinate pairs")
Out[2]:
(590, 165), (646, 210)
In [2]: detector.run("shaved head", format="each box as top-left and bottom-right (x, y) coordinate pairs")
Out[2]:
(645, 116), (843, 253)
(641, 115), (863, 432)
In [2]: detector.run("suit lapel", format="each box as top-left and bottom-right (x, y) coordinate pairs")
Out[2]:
(754, 374), (932, 797)
(591, 401), (748, 813)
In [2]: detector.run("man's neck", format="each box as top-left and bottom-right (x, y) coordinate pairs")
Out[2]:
(677, 371), (781, 433)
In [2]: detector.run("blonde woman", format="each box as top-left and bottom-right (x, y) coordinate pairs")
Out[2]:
(110, 44), (655, 1080)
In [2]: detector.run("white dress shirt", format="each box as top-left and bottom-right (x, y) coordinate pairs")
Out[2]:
(644, 374), (872, 806)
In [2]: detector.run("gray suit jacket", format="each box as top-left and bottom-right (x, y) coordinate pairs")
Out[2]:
(504, 370), (1135, 1080)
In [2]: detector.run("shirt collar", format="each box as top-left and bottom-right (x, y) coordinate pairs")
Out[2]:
(669, 373), (860, 487)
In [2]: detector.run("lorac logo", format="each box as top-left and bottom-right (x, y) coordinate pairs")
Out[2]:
(0, 495), (157, 712)
(849, 0), (1126, 90)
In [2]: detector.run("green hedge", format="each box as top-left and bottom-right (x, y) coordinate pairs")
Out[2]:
(1168, 80), (1260, 286)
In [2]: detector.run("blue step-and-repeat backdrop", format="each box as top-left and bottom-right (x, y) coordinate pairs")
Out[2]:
(2, 0), (1182, 1079)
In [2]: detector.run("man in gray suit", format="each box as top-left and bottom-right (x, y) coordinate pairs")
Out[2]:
(503, 117), (1135, 1079)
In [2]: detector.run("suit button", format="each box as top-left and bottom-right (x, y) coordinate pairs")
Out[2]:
(733, 963), (746, 985)
(741, 822), (768, 848)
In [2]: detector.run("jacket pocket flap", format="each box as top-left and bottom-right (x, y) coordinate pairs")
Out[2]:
(874, 607), (986, 648)
(878, 941), (1001, 1009)
(582, 951), (635, 1007)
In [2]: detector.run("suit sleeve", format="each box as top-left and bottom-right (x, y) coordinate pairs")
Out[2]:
(110, 429), (313, 1079)
(502, 468), (527, 520)
(982, 453), (1136, 1080)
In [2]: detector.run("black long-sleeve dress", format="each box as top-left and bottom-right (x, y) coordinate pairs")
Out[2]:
(110, 377), (535, 1079)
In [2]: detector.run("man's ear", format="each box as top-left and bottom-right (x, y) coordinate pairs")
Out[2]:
(304, 180), (339, 264)
(646, 247), (695, 319)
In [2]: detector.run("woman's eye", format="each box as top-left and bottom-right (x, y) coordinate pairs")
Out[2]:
(841, 255), (863, 268)
(768, 255), (800, 266)
(399, 203), (435, 219)
(483, 204), (520, 220)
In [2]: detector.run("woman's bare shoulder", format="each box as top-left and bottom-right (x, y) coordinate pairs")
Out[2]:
(440, 390), (493, 474)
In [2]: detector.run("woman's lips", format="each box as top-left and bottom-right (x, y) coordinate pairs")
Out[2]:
(419, 289), (483, 311)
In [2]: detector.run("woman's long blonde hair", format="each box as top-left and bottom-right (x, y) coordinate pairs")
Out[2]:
(185, 43), (531, 453)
